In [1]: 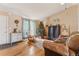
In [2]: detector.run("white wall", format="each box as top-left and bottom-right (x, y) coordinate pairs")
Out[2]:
(43, 5), (78, 34)
(0, 10), (22, 33)
(8, 12), (22, 33)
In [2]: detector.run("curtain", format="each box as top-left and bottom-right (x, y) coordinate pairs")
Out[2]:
(30, 20), (36, 36)
(22, 18), (30, 38)
(22, 18), (36, 39)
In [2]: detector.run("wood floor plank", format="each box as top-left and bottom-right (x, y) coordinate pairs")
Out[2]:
(0, 41), (45, 56)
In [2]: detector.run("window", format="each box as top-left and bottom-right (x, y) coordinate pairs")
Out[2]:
(30, 20), (36, 36)
(22, 18), (36, 39)
(22, 18), (30, 38)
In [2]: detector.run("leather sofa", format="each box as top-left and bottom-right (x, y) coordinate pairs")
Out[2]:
(43, 39), (76, 56)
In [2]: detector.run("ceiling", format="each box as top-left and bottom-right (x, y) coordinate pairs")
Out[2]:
(0, 3), (77, 20)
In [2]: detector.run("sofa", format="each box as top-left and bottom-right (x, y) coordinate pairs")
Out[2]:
(43, 40), (76, 56)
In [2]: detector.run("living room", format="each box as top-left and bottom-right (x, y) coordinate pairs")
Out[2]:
(0, 3), (79, 56)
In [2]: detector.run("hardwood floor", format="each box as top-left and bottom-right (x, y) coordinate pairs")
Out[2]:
(0, 41), (45, 56)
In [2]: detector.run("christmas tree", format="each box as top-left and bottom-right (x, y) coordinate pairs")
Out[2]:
(37, 21), (46, 38)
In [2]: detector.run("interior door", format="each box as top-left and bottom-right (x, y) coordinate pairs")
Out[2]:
(0, 16), (9, 45)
